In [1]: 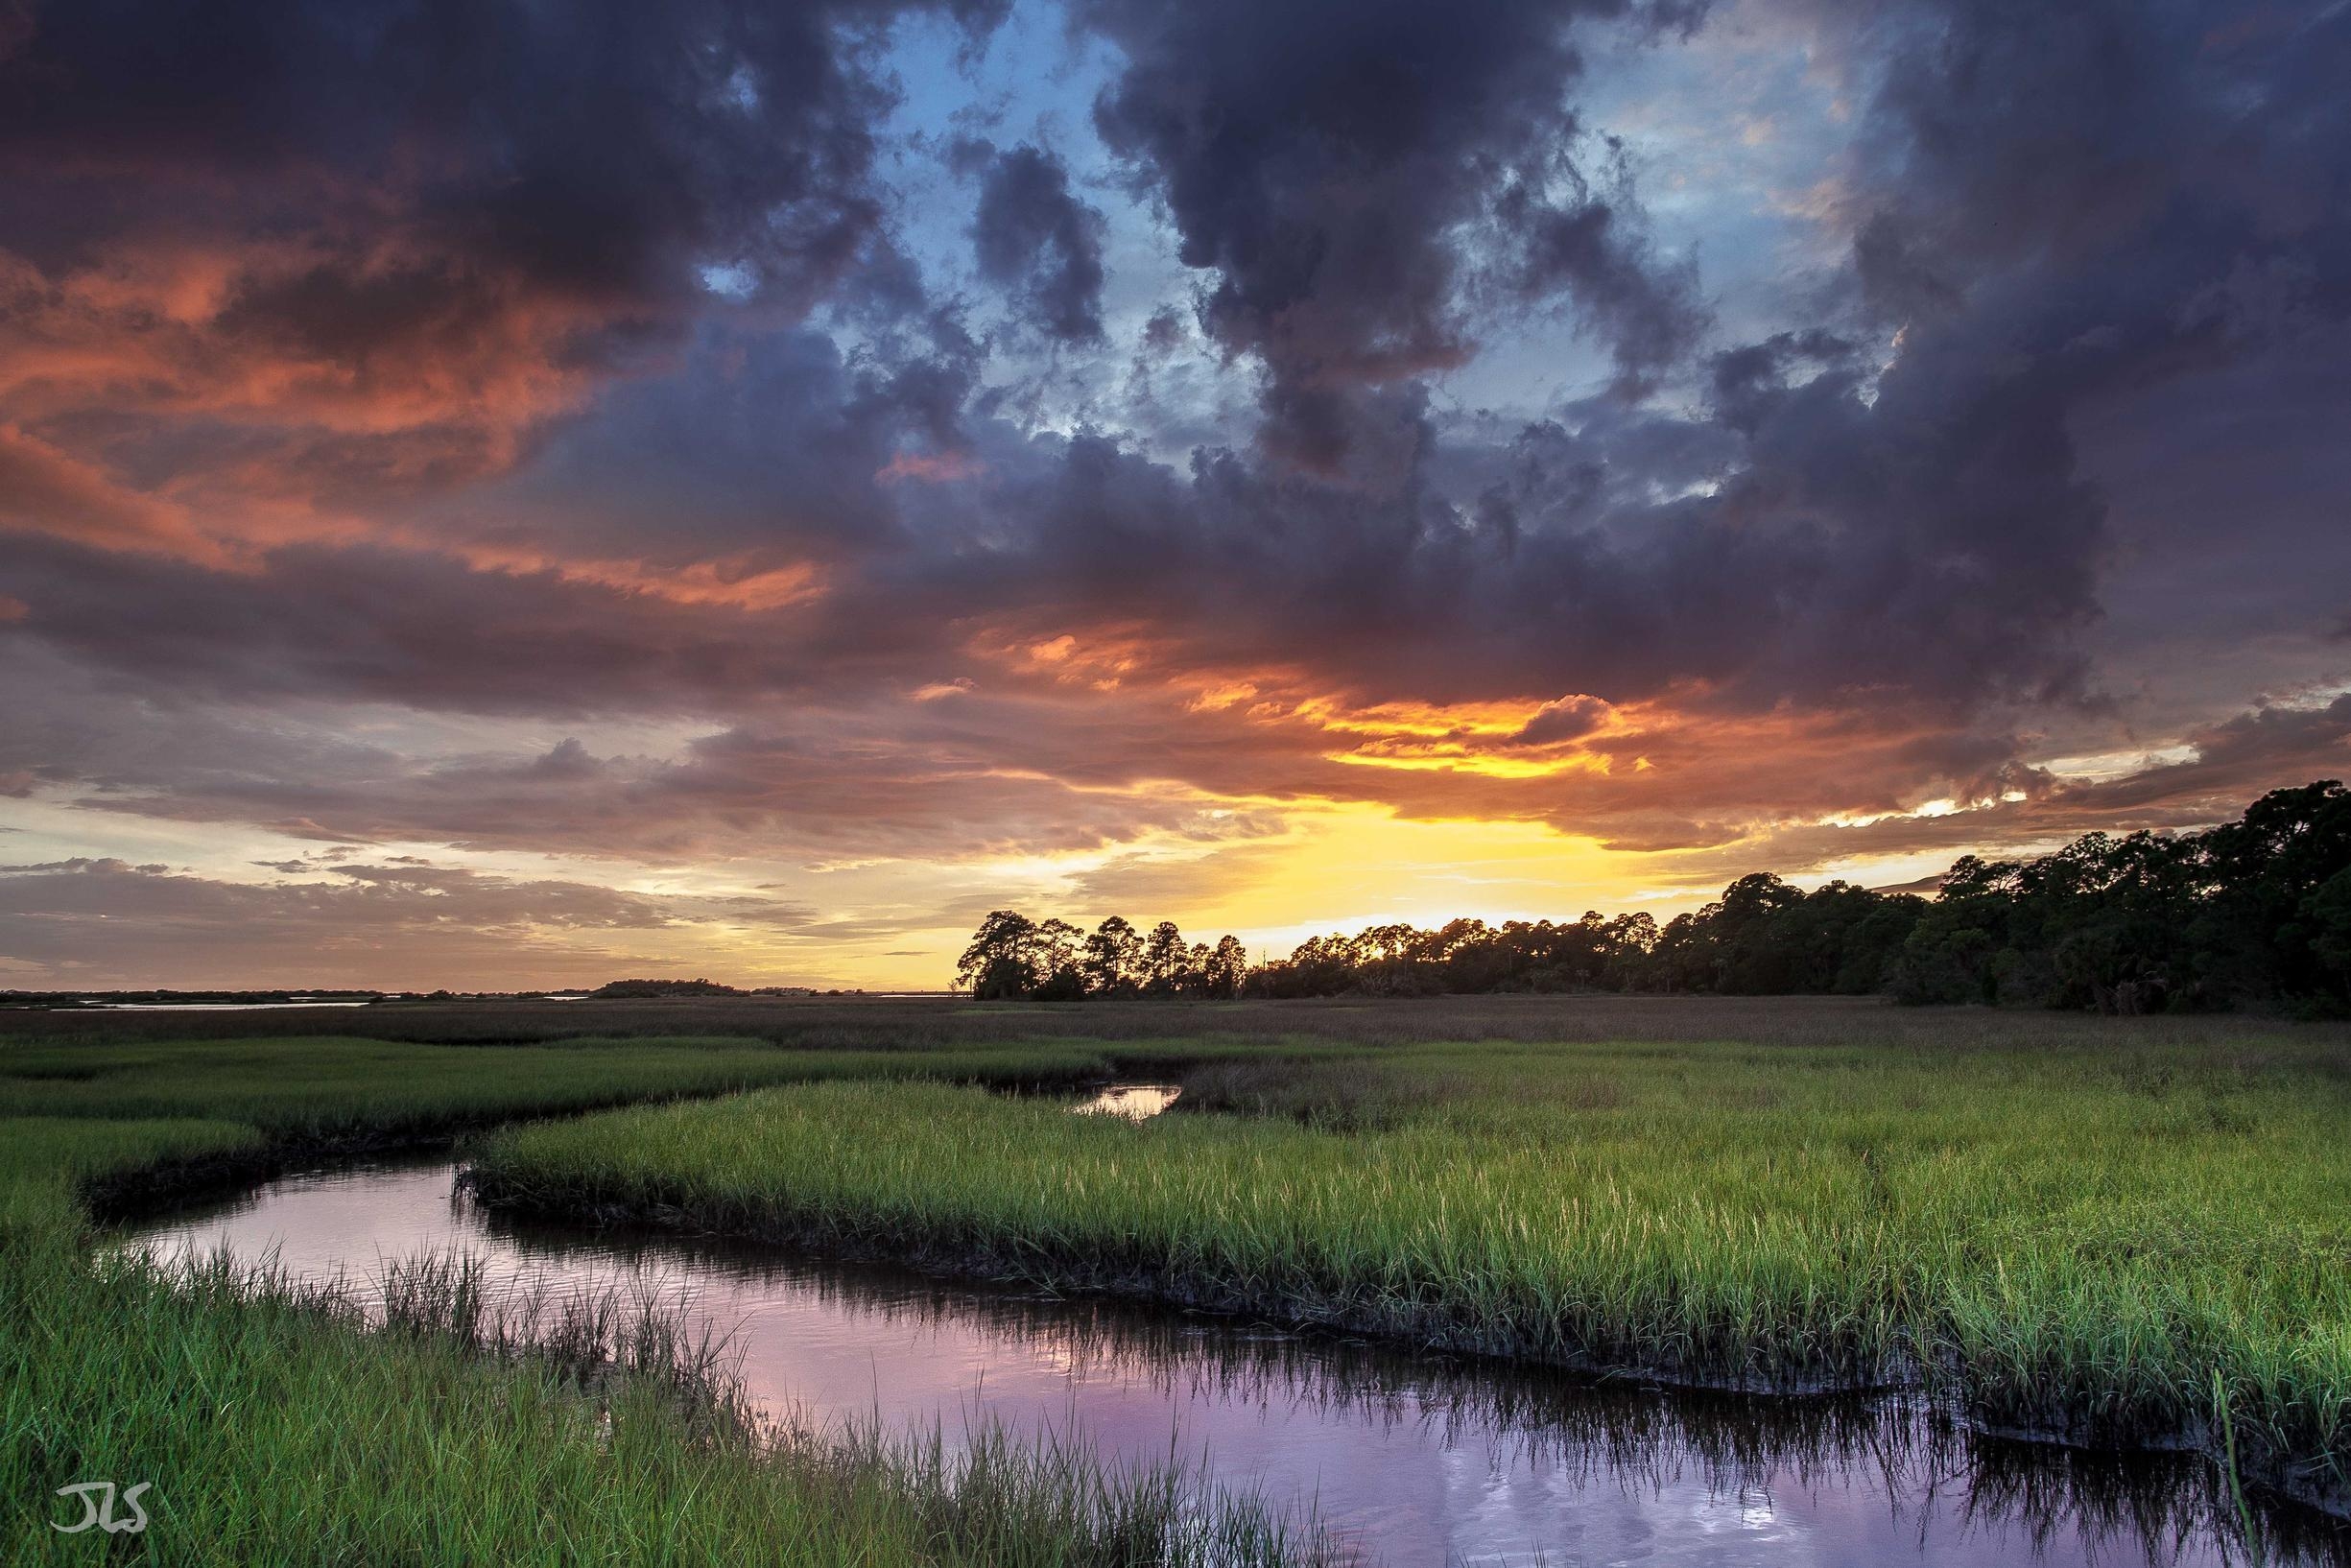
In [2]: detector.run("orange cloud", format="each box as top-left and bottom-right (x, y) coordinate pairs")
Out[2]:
(442, 542), (828, 613)
(0, 231), (599, 439)
(0, 422), (226, 563)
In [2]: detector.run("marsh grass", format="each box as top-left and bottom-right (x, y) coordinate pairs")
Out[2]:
(0, 1033), (1131, 1142)
(0, 1036), (1335, 1565)
(465, 1031), (2351, 1524)
(19, 989), (2349, 1057)
(4, 1225), (1326, 1564)
(12, 1001), (2351, 1557)
(514, 1213), (2326, 1561)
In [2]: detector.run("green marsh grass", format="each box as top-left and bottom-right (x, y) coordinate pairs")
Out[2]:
(467, 1032), (2351, 1521)
(11, 1001), (2351, 1555)
(0, 1033), (1131, 1141)
(4, 1224), (1322, 1564)
(0, 1033), (1334, 1565)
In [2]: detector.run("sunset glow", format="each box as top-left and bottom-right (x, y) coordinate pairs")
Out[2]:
(2, 0), (2345, 990)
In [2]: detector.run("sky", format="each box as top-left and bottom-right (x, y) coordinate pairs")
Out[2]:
(0, 0), (2346, 991)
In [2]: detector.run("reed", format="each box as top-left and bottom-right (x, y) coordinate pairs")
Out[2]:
(0, 1033), (1124, 1143)
(11, 1004), (2349, 1553)
(2, 1225), (1322, 1563)
(0, 1040), (1333, 1564)
(466, 1031), (2351, 1521)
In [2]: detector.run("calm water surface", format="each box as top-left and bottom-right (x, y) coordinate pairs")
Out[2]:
(118, 1099), (2339, 1567)
(88, 1000), (373, 1010)
(1070, 1081), (1184, 1119)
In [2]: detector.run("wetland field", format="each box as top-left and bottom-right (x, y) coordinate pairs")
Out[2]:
(5, 995), (2349, 1564)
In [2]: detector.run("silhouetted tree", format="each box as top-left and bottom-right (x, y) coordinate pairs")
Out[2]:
(956, 910), (1042, 999)
(953, 781), (2351, 1013)
(1033, 917), (1087, 1000)
(1202, 934), (1248, 998)
(590, 977), (742, 998)
(1083, 916), (1142, 996)
(1141, 920), (1191, 996)
(2196, 780), (2351, 1010)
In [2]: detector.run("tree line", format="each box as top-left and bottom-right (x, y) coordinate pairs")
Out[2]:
(956, 914), (1249, 999)
(957, 780), (2351, 1014)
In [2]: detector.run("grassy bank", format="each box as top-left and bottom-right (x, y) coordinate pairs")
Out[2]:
(0, 1032), (1168, 1214)
(0, 1036), (1330, 1564)
(0, 1033), (1139, 1138)
(464, 1029), (2351, 1521)
(11, 988), (2329, 1054)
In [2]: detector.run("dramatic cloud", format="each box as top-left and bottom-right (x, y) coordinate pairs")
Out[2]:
(0, 0), (2344, 986)
(963, 141), (1108, 342)
(0, 0), (1009, 536)
(1511, 696), (1614, 748)
(1085, 0), (1706, 467)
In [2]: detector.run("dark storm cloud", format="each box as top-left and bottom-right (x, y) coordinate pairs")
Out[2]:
(467, 326), (962, 565)
(867, 385), (2078, 716)
(1082, 0), (1708, 468)
(0, 0), (1009, 499)
(1140, 307), (1187, 353)
(1830, 0), (2351, 435)
(1487, 150), (1707, 393)
(1510, 695), (1613, 747)
(3, 0), (2348, 930)
(891, 0), (2341, 723)
(963, 142), (1108, 343)
(11, 0), (2339, 731)
(1769, 0), (2351, 699)
(678, 0), (2334, 730)
(1, 524), (840, 727)
(0, 0), (1006, 301)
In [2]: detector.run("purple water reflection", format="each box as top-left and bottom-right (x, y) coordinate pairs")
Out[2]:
(120, 1156), (2317, 1567)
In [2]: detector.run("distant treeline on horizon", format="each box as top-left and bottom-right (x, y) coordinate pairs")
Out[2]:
(958, 780), (2351, 1016)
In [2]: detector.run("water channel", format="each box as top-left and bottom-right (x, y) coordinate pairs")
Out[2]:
(115, 1085), (2341, 1566)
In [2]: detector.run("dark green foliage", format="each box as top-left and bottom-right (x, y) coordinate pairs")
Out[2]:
(1650, 875), (1927, 996)
(959, 911), (1249, 1000)
(1890, 781), (2351, 1013)
(961, 782), (2351, 1012)
(1247, 913), (1661, 998)
(589, 977), (744, 998)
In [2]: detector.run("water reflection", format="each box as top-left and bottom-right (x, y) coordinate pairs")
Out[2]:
(91, 1000), (373, 1010)
(119, 1157), (2344, 1567)
(1072, 1081), (1183, 1119)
